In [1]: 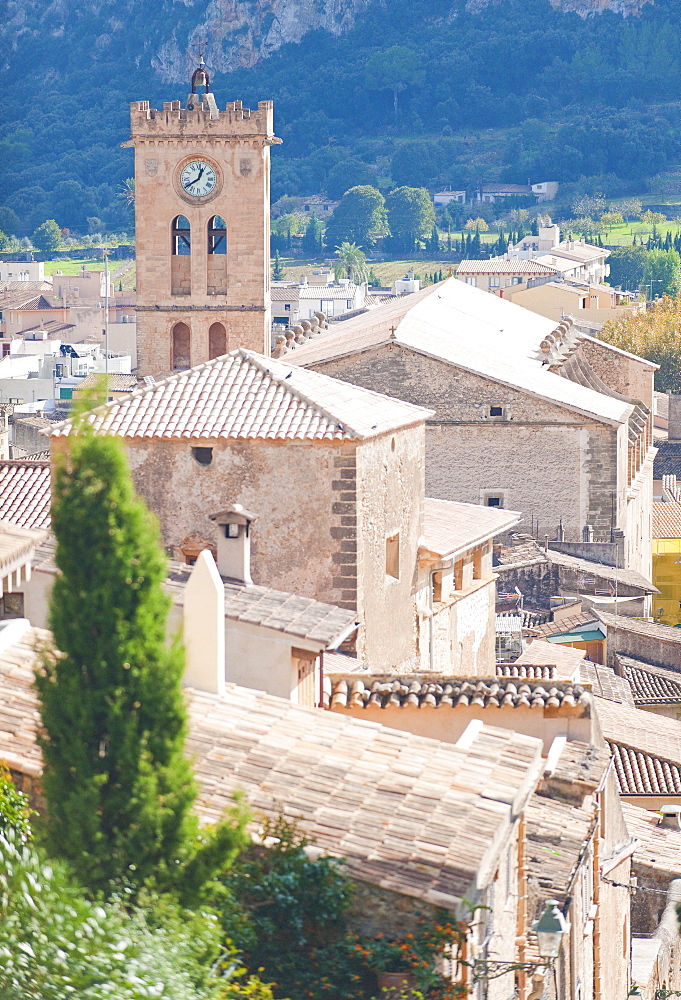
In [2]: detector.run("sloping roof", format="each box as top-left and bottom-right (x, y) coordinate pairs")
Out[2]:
(455, 259), (558, 275)
(615, 655), (681, 705)
(166, 563), (358, 647)
(549, 241), (610, 264)
(17, 294), (54, 311)
(653, 499), (681, 539)
(654, 440), (681, 479)
(545, 547), (657, 594)
(579, 663), (635, 705)
(77, 373), (138, 392)
(595, 697), (681, 790)
(324, 675), (591, 713)
(514, 640), (586, 679)
(595, 610), (681, 647)
(0, 519), (45, 572)
(0, 460), (51, 530)
(421, 498), (521, 558)
(49, 349), (432, 442)
(607, 740), (681, 796)
(271, 286), (300, 301)
(0, 634), (545, 907)
(291, 278), (633, 426)
(621, 802), (681, 878)
(530, 612), (600, 639)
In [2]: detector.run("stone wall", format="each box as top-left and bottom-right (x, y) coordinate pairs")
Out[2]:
(580, 337), (655, 411)
(605, 623), (681, 670)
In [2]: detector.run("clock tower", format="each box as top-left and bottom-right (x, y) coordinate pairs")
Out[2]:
(125, 60), (281, 375)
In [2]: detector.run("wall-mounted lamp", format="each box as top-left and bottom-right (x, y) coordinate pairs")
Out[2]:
(470, 900), (570, 982)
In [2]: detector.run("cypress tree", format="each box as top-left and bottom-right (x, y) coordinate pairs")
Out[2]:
(36, 412), (246, 899)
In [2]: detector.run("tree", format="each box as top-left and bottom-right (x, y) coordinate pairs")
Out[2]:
(272, 250), (286, 280)
(464, 217), (489, 232)
(35, 412), (246, 899)
(32, 219), (62, 253)
(324, 159), (375, 200)
(364, 46), (423, 121)
(386, 186), (435, 252)
(302, 213), (323, 254)
(600, 211), (623, 233)
(118, 177), (135, 210)
(0, 766), (33, 843)
(607, 246), (648, 291)
(0, 831), (226, 1000)
(618, 198), (643, 222)
(598, 295), (681, 391)
(642, 248), (681, 298)
(334, 242), (369, 283)
(571, 194), (606, 217)
(325, 185), (387, 248)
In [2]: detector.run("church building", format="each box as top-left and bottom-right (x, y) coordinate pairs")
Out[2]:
(125, 59), (280, 375)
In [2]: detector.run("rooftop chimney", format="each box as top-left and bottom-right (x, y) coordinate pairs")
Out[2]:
(210, 504), (257, 584)
(183, 550), (225, 695)
(668, 393), (681, 442)
(658, 804), (681, 830)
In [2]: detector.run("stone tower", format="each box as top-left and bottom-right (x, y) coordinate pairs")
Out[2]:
(125, 59), (280, 375)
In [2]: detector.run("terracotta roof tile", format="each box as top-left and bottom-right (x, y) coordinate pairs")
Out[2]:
(595, 698), (681, 791)
(595, 610), (681, 646)
(607, 740), (681, 795)
(0, 634), (545, 907)
(654, 440), (681, 479)
(456, 259), (558, 275)
(422, 498), (521, 557)
(653, 499), (681, 539)
(622, 803), (681, 878)
(0, 461), (51, 530)
(530, 613), (600, 638)
(49, 349), (431, 442)
(579, 663), (635, 705)
(324, 675), (591, 713)
(615, 655), (681, 705)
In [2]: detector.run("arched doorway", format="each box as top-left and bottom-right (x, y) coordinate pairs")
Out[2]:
(208, 322), (227, 360)
(172, 322), (191, 369)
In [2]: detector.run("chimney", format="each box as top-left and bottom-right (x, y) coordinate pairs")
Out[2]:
(668, 393), (681, 441)
(210, 505), (257, 584)
(658, 805), (681, 830)
(183, 550), (225, 695)
(582, 524), (594, 543)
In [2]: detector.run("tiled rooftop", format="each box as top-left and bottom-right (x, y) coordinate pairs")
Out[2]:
(653, 499), (681, 539)
(595, 610), (681, 646)
(615, 655), (681, 705)
(496, 538), (656, 593)
(78, 373), (139, 392)
(291, 279), (633, 427)
(49, 349), (431, 442)
(0, 460), (51, 530)
(422, 498), (521, 558)
(579, 663), (635, 705)
(529, 612), (600, 639)
(455, 259), (558, 275)
(0, 634), (545, 907)
(166, 562), (359, 646)
(607, 740), (681, 796)
(595, 697), (681, 791)
(622, 802), (681, 878)
(514, 641), (586, 677)
(324, 675), (591, 713)
(654, 440), (681, 479)
(0, 519), (45, 573)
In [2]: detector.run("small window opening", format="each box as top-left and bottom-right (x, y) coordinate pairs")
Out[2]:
(432, 571), (443, 603)
(192, 446), (213, 466)
(486, 496), (502, 507)
(489, 405), (504, 417)
(386, 533), (400, 579)
(172, 215), (191, 255)
(208, 215), (227, 255)
(474, 548), (483, 580)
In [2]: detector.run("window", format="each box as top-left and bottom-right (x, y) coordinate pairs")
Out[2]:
(464, 277), (476, 286)
(489, 405), (504, 418)
(489, 276), (500, 288)
(473, 548), (483, 579)
(432, 571), (442, 603)
(485, 496), (501, 507)
(208, 322), (227, 360)
(172, 322), (191, 369)
(191, 446), (213, 466)
(208, 215), (226, 255)
(512, 276), (522, 284)
(385, 533), (400, 579)
(172, 215), (191, 255)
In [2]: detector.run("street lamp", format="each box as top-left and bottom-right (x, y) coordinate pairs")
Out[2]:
(470, 900), (570, 982)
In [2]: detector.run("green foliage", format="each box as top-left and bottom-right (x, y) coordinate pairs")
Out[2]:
(386, 187), (436, 252)
(599, 295), (681, 391)
(0, 765), (34, 843)
(365, 46), (424, 118)
(325, 160), (376, 200)
(334, 242), (369, 283)
(272, 250), (286, 280)
(642, 247), (681, 298)
(302, 214), (323, 253)
(36, 413), (247, 900)
(607, 246), (649, 291)
(0, 830), (226, 1000)
(325, 186), (387, 249)
(32, 219), (62, 253)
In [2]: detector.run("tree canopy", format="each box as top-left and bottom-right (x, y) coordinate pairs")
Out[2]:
(598, 295), (681, 391)
(386, 186), (436, 251)
(324, 185), (387, 248)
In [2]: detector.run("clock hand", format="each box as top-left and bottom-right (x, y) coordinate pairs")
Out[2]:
(189, 166), (206, 187)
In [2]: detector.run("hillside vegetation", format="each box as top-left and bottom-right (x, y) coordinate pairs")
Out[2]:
(3, 0), (681, 235)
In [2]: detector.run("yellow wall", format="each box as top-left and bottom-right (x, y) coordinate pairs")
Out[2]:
(652, 538), (681, 626)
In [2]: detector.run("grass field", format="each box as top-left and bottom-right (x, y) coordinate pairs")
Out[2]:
(43, 260), (105, 276)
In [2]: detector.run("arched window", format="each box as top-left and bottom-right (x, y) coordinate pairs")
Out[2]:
(172, 215), (191, 255)
(172, 322), (191, 369)
(208, 322), (227, 360)
(208, 215), (226, 254)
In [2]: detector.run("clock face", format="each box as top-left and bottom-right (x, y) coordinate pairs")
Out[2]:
(179, 159), (218, 198)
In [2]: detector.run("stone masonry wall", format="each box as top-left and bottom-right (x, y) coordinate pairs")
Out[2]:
(580, 337), (655, 411)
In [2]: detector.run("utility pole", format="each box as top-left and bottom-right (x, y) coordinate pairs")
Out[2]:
(103, 246), (109, 376)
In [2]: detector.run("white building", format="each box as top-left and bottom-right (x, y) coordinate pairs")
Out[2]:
(271, 276), (366, 325)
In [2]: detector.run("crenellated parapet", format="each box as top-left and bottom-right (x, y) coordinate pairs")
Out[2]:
(127, 98), (280, 145)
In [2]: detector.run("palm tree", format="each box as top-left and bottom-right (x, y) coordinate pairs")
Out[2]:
(334, 241), (369, 284)
(118, 178), (135, 209)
